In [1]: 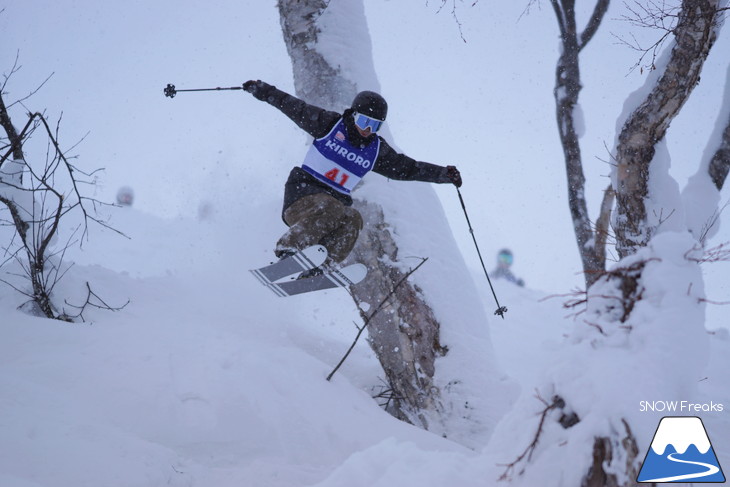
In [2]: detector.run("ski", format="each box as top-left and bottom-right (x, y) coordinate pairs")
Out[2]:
(264, 263), (367, 297)
(249, 245), (328, 285)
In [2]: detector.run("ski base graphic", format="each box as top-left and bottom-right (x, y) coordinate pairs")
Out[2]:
(249, 245), (327, 286)
(264, 263), (367, 297)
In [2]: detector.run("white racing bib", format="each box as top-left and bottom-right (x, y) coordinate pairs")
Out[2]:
(301, 118), (380, 194)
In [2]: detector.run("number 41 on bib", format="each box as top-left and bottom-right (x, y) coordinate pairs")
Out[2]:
(324, 168), (349, 187)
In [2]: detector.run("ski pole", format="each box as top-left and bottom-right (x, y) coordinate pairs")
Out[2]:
(456, 187), (508, 319)
(163, 83), (243, 98)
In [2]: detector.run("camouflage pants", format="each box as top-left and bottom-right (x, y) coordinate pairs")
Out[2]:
(276, 193), (363, 264)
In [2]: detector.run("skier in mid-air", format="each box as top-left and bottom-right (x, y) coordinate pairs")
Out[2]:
(243, 79), (462, 276)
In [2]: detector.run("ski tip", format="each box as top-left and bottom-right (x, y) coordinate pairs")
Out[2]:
(340, 263), (367, 285)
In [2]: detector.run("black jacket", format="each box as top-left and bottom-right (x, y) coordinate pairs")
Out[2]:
(256, 86), (453, 216)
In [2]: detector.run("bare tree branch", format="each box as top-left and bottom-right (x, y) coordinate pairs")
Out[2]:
(499, 394), (578, 480)
(581, 0), (611, 47)
(62, 281), (130, 322)
(327, 257), (428, 381)
(1, 71), (125, 320)
(433, 0), (470, 42)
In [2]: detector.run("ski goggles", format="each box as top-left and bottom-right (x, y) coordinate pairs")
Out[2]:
(353, 112), (384, 133)
(498, 252), (513, 266)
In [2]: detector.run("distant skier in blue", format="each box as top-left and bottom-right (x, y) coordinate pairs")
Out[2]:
(490, 248), (525, 287)
(243, 80), (462, 275)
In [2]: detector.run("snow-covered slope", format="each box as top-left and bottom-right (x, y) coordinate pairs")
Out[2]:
(2, 210), (726, 486)
(0, 207), (466, 487)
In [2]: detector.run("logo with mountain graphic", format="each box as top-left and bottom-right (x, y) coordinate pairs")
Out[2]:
(638, 416), (725, 483)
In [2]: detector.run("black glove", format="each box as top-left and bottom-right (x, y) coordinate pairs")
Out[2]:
(446, 165), (462, 187)
(243, 80), (274, 101)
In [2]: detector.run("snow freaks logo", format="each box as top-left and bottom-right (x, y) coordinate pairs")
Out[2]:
(637, 416), (726, 483)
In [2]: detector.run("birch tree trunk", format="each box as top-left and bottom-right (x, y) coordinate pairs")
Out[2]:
(277, 0), (447, 429)
(614, 0), (722, 258)
(277, 0), (355, 112)
(585, 1), (724, 483)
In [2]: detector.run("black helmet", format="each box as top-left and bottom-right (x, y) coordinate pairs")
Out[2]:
(351, 91), (387, 121)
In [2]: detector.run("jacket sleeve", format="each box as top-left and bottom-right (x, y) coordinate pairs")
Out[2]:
(258, 85), (340, 139)
(372, 139), (451, 183)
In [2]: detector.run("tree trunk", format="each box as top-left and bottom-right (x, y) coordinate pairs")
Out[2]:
(348, 200), (447, 428)
(0, 92), (24, 163)
(708, 110), (730, 190)
(582, 2), (723, 484)
(551, 0), (611, 287)
(581, 421), (643, 487)
(277, 0), (356, 111)
(277, 0), (447, 428)
(614, 0), (721, 258)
